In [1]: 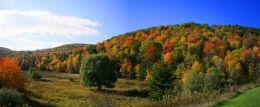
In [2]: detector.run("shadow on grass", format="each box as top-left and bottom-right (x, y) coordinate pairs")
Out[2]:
(90, 88), (149, 98)
(212, 91), (244, 107)
(39, 78), (51, 82)
(22, 89), (54, 107)
(24, 96), (54, 107)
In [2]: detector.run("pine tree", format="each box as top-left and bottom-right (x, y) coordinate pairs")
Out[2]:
(149, 64), (174, 100)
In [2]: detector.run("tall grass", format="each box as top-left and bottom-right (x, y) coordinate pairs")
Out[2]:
(136, 82), (260, 107)
(0, 88), (25, 106)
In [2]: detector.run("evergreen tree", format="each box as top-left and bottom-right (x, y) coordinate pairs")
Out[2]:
(149, 64), (174, 100)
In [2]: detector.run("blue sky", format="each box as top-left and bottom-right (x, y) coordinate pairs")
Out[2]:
(0, 0), (259, 50)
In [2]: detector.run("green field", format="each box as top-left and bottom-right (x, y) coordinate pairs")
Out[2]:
(217, 87), (260, 107)
(24, 72), (149, 107)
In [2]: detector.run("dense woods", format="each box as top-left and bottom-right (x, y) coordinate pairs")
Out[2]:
(2, 22), (260, 100)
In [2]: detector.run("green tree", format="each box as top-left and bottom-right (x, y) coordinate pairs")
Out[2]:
(135, 64), (146, 80)
(17, 53), (36, 70)
(187, 73), (204, 93)
(67, 55), (74, 73)
(149, 64), (174, 100)
(248, 63), (256, 82)
(74, 54), (82, 73)
(184, 53), (199, 66)
(29, 67), (42, 81)
(174, 63), (185, 79)
(58, 53), (67, 62)
(80, 53), (117, 91)
(85, 45), (97, 54)
(203, 67), (221, 92)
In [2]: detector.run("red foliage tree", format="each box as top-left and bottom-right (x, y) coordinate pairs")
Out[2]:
(121, 37), (134, 48)
(203, 41), (213, 55)
(0, 58), (25, 89)
(163, 39), (173, 54)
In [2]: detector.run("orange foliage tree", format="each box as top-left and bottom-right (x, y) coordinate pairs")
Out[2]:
(0, 57), (25, 89)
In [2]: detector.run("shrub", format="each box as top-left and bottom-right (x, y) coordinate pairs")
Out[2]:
(0, 88), (25, 106)
(29, 67), (42, 80)
(203, 67), (221, 92)
(188, 73), (204, 93)
(0, 58), (25, 89)
(184, 66), (222, 93)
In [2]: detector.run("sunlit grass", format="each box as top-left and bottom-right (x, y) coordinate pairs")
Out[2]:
(217, 87), (260, 107)
(24, 72), (148, 107)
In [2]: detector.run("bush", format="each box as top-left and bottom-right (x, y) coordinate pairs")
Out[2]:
(203, 67), (221, 92)
(185, 67), (222, 93)
(188, 73), (204, 93)
(0, 88), (25, 106)
(0, 58), (25, 89)
(29, 67), (42, 80)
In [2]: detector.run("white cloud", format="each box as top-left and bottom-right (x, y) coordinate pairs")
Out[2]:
(0, 10), (100, 50)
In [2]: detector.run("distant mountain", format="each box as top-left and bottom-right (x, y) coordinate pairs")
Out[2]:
(35, 43), (92, 54)
(0, 47), (11, 51)
(0, 43), (92, 57)
(55, 43), (88, 50)
(0, 47), (14, 57)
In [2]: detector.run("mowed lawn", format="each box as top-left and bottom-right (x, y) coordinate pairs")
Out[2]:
(24, 71), (149, 107)
(218, 87), (260, 107)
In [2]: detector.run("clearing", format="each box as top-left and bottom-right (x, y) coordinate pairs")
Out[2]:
(24, 71), (149, 107)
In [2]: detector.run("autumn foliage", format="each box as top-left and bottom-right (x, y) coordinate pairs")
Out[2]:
(15, 23), (260, 84)
(0, 58), (24, 89)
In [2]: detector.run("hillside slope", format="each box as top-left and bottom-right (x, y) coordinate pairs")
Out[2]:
(0, 47), (15, 57)
(17, 22), (260, 81)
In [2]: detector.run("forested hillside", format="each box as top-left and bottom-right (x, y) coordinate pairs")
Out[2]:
(18, 23), (260, 81)
(1, 22), (260, 106)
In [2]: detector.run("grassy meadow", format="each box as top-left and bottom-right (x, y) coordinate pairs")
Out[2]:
(216, 87), (260, 107)
(23, 71), (260, 107)
(24, 71), (149, 107)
